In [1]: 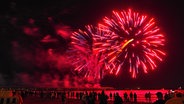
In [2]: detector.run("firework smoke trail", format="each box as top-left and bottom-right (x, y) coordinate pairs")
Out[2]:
(11, 19), (73, 87)
(69, 25), (107, 81)
(3, 16), (100, 87)
(98, 9), (166, 78)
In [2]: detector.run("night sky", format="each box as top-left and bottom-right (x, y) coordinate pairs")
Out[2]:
(0, 0), (184, 89)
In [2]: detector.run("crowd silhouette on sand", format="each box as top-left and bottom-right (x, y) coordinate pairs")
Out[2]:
(79, 90), (138, 104)
(0, 88), (184, 104)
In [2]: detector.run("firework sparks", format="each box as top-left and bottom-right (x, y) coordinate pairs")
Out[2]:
(98, 9), (166, 78)
(69, 25), (107, 81)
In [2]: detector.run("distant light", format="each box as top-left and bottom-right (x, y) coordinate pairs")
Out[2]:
(178, 86), (182, 89)
(170, 89), (174, 93)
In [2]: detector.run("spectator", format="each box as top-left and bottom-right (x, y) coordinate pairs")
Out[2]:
(123, 92), (128, 102)
(61, 92), (66, 104)
(87, 92), (95, 104)
(148, 92), (151, 103)
(82, 93), (87, 104)
(99, 90), (108, 104)
(145, 92), (148, 102)
(110, 92), (113, 100)
(129, 92), (133, 102)
(133, 92), (137, 103)
(14, 92), (23, 104)
(165, 92), (184, 104)
(153, 92), (165, 104)
(164, 92), (171, 102)
(114, 93), (123, 104)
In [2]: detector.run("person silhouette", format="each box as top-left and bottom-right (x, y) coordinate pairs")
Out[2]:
(114, 93), (123, 104)
(133, 92), (137, 103)
(153, 92), (165, 104)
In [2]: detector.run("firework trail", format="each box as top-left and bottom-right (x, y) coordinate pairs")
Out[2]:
(98, 9), (166, 78)
(69, 25), (107, 81)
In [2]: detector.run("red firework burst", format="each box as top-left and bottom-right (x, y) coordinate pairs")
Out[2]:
(69, 25), (107, 80)
(98, 9), (166, 78)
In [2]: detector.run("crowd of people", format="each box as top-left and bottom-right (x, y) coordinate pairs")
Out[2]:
(153, 91), (184, 104)
(0, 88), (184, 104)
(21, 89), (137, 104)
(0, 90), (23, 104)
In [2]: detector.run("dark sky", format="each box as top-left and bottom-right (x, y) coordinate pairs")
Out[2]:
(0, 0), (184, 89)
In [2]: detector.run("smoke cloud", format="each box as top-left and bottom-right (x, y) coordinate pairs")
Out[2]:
(1, 15), (101, 88)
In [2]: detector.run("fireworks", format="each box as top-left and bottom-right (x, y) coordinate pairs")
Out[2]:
(98, 9), (166, 78)
(70, 9), (166, 79)
(69, 25), (106, 80)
